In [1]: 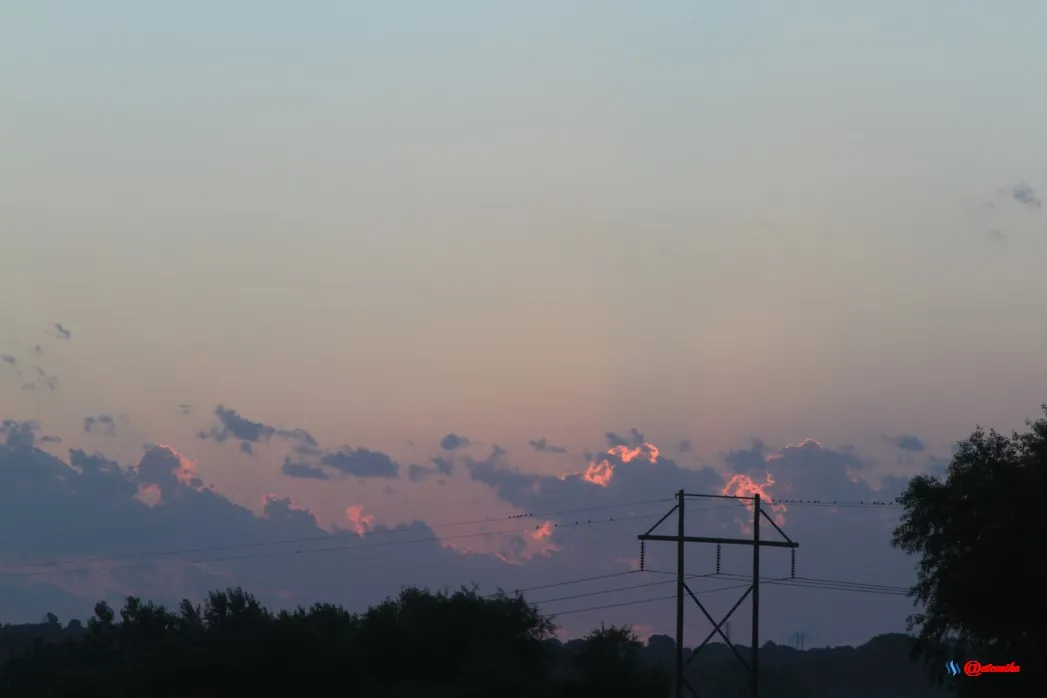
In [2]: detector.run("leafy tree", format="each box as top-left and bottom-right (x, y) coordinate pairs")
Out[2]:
(892, 404), (1045, 696)
(0, 584), (670, 697)
(565, 624), (670, 698)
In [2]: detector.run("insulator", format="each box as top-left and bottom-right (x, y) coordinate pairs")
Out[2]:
(790, 548), (796, 578)
(639, 540), (646, 571)
(715, 543), (722, 574)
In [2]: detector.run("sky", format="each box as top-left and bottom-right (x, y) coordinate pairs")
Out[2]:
(2, 0), (1046, 649)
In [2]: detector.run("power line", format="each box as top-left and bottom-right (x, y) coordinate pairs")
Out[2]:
(544, 573), (912, 619)
(1, 509), (698, 581)
(530, 573), (720, 605)
(549, 580), (759, 618)
(645, 569), (910, 594)
(713, 572), (909, 595)
(3, 496), (679, 573)
(713, 571), (909, 591)
(484, 570), (641, 597)
(1, 496), (891, 576)
(776, 500), (902, 508)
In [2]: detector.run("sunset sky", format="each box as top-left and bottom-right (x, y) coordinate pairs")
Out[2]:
(2, 1), (1046, 648)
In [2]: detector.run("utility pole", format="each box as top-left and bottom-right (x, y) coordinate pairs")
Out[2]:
(676, 490), (685, 698)
(752, 494), (760, 698)
(638, 492), (799, 698)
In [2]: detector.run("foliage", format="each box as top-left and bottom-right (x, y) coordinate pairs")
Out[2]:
(0, 586), (666, 698)
(892, 404), (1045, 696)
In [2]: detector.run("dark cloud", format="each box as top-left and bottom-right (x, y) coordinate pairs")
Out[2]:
(604, 429), (645, 448)
(136, 445), (205, 494)
(19, 366), (58, 393)
(439, 433), (470, 451)
(723, 438), (767, 474)
(320, 448), (399, 478)
(407, 463), (432, 482)
(197, 405), (317, 453)
(261, 494), (321, 532)
(1010, 182), (1041, 209)
(281, 457), (330, 480)
(678, 439), (692, 453)
(1, 420), (42, 449)
(52, 323), (71, 340)
(0, 430), (538, 630)
(468, 440), (723, 515)
(882, 434), (925, 453)
(406, 456), (455, 482)
(987, 229), (1006, 241)
(186, 404), (406, 482)
(1, 355), (16, 366)
(83, 414), (117, 438)
(432, 456), (454, 475)
(175, 404), (193, 416)
(529, 438), (567, 454)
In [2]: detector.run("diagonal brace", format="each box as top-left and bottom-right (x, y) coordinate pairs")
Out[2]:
(641, 504), (678, 536)
(760, 508), (794, 544)
(684, 585), (753, 669)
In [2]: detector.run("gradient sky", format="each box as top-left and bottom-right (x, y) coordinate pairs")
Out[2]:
(2, 1), (1046, 648)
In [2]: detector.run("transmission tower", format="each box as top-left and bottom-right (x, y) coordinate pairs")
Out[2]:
(637, 490), (799, 698)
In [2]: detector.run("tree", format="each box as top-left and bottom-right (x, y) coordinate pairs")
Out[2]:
(892, 404), (1045, 695)
(564, 624), (670, 698)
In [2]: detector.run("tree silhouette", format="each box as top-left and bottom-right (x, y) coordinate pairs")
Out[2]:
(892, 404), (1045, 696)
(0, 585), (669, 697)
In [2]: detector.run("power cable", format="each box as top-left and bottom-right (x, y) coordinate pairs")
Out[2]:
(545, 573), (911, 618)
(0, 509), (682, 581)
(2, 496), (677, 573)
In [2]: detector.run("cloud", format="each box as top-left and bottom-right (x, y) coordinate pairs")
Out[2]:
(84, 414), (117, 438)
(439, 433), (470, 451)
(134, 445), (204, 498)
(52, 323), (71, 340)
(345, 505), (375, 536)
(407, 456), (455, 482)
(678, 440), (692, 453)
(529, 438), (567, 454)
(603, 429), (645, 449)
(882, 434), (925, 453)
(197, 405), (317, 454)
(1010, 182), (1041, 209)
(190, 402), (410, 482)
(1, 419), (42, 449)
(175, 404), (193, 416)
(281, 457), (330, 480)
(0, 430), (546, 629)
(19, 366), (58, 393)
(320, 448), (399, 478)
(1, 355), (16, 367)
(262, 494), (322, 532)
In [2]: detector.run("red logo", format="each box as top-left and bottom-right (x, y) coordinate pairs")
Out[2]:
(964, 660), (1021, 676)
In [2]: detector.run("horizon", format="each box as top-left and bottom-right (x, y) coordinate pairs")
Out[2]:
(2, 0), (1046, 653)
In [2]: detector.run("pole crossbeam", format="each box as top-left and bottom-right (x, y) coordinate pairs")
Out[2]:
(637, 490), (800, 698)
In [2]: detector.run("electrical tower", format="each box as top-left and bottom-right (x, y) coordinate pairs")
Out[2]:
(637, 490), (799, 698)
